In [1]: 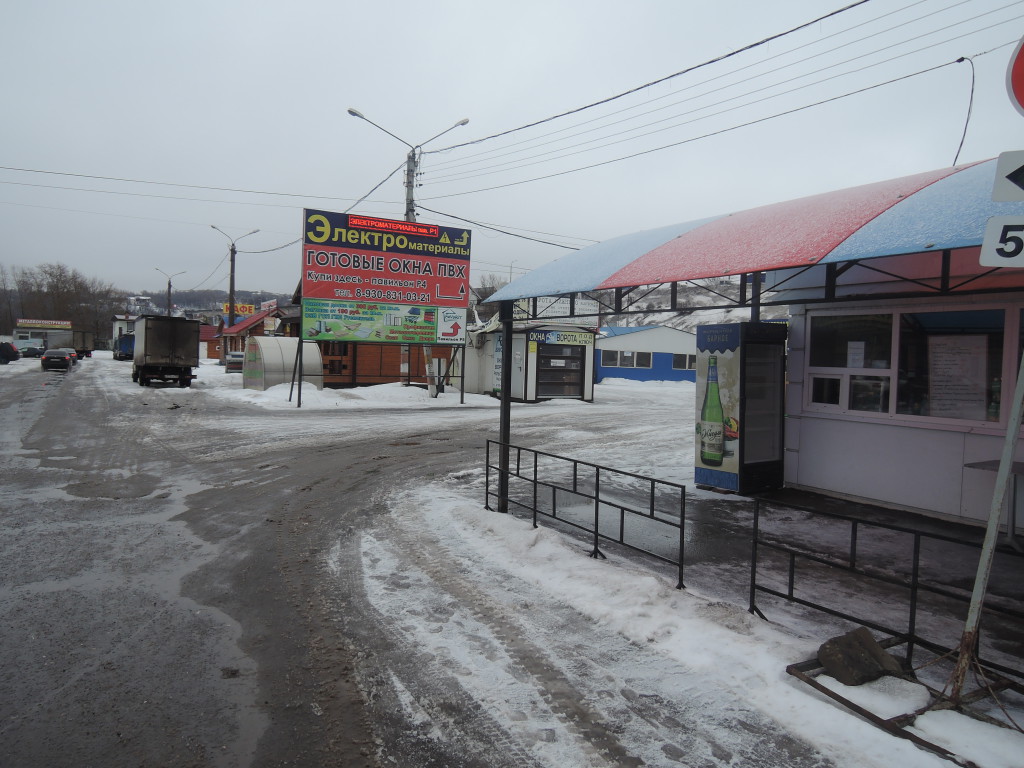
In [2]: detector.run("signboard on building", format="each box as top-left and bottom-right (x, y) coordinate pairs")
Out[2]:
(222, 303), (255, 316)
(16, 319), (72, 329)
(300, 209), (471, 344)
(527, 330), (594, 347)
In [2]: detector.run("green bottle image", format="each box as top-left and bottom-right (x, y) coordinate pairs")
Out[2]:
(700, 355), (725, 466)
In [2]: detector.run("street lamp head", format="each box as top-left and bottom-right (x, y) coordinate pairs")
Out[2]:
(456, 118), (470, 127)
(347, 107), (365, 119)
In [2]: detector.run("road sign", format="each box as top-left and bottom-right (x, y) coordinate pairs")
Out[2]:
(1008, 35), (1024, 118)
(993, 151), (1024, 202)
(980, 216), (1024, 266)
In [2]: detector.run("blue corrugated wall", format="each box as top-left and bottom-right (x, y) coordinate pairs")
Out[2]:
(596, 351), (695, 382)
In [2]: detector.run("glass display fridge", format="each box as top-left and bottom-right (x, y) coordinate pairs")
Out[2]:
(695, 322), (787, 494)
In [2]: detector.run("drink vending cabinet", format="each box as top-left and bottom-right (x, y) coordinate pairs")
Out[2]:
(695, 322), (787, 494)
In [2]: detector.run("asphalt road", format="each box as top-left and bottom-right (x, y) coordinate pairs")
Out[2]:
(0, 357), (836, 768)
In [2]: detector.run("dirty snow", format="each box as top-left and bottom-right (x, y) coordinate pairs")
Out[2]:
(13, 352), (1021, 768)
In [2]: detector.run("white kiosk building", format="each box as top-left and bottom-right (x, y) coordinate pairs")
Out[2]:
(487, 158), (1024, 532)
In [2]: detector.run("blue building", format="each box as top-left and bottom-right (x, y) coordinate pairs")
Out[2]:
(596, 325), (696, 382)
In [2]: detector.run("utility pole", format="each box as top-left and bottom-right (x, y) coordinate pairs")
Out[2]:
(210, 226), (260, 332)
(347, 108), (468, 224)
(405, 148), (419, 223)
(347, 109), (469, 396)
(154, 268), (184, 317)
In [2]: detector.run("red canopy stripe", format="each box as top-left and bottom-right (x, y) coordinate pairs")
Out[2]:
(597, 166), (964, 288)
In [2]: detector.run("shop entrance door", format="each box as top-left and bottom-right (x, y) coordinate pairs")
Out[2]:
(536, 343), (584, 398)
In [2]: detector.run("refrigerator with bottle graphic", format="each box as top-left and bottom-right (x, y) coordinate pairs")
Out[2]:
(695, 322), (787, 494)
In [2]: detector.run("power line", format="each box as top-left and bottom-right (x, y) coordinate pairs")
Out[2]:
(239, 238), (301, 254)
(421, 58), (961, 202)
(426, 0), (950, 173)
(424, 0), (875, 156)
(425, 8), (1022, 186)
(418, 206), (581, 249)
(0, 165), (374, 205)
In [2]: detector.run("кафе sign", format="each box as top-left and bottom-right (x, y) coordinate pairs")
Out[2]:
(300, 209), (471, 344)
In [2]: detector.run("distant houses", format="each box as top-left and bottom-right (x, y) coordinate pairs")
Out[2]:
(596, 325), (696, 382)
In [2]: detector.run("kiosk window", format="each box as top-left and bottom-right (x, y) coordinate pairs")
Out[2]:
(806, 308), (1004, 422)
(896, 309), (1003, 421)
(810, 314), (891, 368)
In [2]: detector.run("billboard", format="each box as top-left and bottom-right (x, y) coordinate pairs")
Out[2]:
(301, 209), (471, 344)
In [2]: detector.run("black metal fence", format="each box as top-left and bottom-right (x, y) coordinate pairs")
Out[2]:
(483, 441), (1023, 680)
(484, 440), (688, 588)
(750, 498), (1024, 679)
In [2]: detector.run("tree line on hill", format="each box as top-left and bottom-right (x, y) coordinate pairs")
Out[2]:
(0, 262), (294, 336)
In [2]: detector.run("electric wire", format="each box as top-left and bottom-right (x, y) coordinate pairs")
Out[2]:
(0, 179), (325, 209)
(417, 206), (581, 249)
(239, 239), (301, 254)
(422, 0), (875, 155)
(426, 0), (976, 172)
(953, 56), (976, 166)
(425, 13), (1022, 186)
(343, 161), (406, 214)
(187, 250), (229, 291)
(1, 4), (1010, 219)
(420, 58), (961, 202)
(0, 165), (371, 205)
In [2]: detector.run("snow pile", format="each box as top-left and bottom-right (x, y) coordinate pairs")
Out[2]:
(401, 486), (1024, 768)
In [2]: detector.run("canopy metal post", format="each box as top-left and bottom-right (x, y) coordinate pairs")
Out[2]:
(497, 300), (514, 514)
(750, 271), (762, 322)
(950, 348), (1024, 700)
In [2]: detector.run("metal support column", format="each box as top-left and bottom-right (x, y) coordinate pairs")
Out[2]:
(497, 300), (514, 513)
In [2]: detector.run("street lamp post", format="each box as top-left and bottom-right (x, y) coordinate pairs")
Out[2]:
(210, 226), (260, 330)
(347, 108), (469, 222)
(154, 268), (185, 317)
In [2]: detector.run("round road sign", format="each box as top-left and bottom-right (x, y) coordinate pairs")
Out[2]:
(1008, 35), (1024, 118)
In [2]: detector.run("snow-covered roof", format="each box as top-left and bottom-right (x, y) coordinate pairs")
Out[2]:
(489, 159), (1024, 303)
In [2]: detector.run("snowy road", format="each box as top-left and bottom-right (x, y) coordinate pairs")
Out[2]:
(1, 354), (1018, 767)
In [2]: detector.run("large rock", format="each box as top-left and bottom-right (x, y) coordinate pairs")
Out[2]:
(817, 627), (903, 686)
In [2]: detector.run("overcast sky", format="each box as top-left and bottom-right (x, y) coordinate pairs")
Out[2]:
(2, 0), (1023, 297)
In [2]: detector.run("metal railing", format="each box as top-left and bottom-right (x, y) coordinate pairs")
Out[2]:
(750, 498), (1024, 678)
(485, 440), (688, 588)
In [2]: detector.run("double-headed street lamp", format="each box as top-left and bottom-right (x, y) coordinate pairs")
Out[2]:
(155, 268), (185, 317)
(210, 226), (260, 329)
(347, 108), (469, 222)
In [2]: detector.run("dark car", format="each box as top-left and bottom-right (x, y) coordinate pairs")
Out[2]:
(40, 349), (72, 371)
(0, 342), (18, 364)
(19, 346), (43, 358)
(60, 348), (78, 365)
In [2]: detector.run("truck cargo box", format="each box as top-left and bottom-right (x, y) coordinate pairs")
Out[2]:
(132, 316), (200, 386)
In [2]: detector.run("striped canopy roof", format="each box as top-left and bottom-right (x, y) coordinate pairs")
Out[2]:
(489, 158), (1024, 303)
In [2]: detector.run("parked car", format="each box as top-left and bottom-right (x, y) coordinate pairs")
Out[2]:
(0, 342), (18, 364)
(19, 346), (43, 358)
(40, 349), (72, 371)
